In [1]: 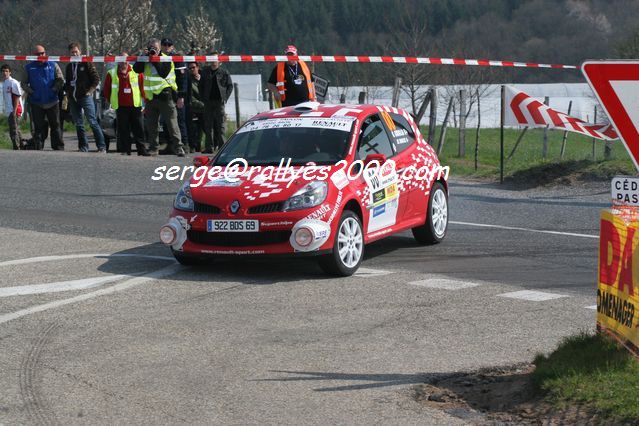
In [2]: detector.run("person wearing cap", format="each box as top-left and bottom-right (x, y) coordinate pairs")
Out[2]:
(133, 38), (185, 157)
(267, 45), (315, 108)
(201, 51), (233, 153)
(160, 38), (189, 152)
(102, 53), (149, 156)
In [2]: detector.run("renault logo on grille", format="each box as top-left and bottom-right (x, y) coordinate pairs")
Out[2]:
(230, 200), (240, 214)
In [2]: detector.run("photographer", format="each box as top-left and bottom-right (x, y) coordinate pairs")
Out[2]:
(133, 38), (185, 157)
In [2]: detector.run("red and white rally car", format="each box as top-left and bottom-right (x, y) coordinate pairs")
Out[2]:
(160, 102), (448, 276)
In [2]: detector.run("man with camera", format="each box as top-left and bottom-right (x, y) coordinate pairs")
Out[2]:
(133, 38), (185, 157)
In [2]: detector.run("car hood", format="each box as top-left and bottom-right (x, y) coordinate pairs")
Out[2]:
(189, 165), (332, 209)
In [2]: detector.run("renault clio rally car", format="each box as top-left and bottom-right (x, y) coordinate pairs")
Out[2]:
(160, 102), (448, 276)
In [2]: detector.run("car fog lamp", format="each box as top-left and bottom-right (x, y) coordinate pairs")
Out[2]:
(159, 225), (177, 245)
(294, 227), (314, 247)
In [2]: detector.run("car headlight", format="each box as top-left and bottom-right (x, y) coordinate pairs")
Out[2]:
(282, 181), (328, 212)
(174, 181), (194, 211)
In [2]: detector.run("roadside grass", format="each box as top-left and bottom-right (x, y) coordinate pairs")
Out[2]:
(532, 332), (639, 421)
(422, 125), (637, 182)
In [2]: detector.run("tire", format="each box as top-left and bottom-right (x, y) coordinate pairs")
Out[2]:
(171, 249), (210, 266)
(412, 181), (448, 245)
(318, 210), (364, 276)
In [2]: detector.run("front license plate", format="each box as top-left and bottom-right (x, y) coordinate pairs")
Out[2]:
(207, 220), (259, 232)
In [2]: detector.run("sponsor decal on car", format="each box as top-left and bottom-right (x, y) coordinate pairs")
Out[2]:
(261, 221), (294, 227)
(306, 204), (331, 220)
(237, 117), (355, 133)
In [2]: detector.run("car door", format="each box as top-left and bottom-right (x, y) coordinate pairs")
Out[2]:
(385, 111), (425, 221)
(355, 113), (407, 233)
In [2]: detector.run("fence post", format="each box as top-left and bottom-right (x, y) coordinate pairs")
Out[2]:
(267, 90), (274, 109)
(358, 91), (366, 104)
(391, 76), (402, 107)
(415, 91), (431, 124)
(458, 89), (467, 158)
(437, 96), (454, 155)
(474, 88), (480, 171)
(560, 100), (572, 160)
(428, 87), (438, 145)
(592, 105), (597, 161)
(508, 127), (528, 160)
(542, 96), (549, 159)
(234, 82), (240, 128)
(500, 85), (505, 184)
(339, 93), (346, 104)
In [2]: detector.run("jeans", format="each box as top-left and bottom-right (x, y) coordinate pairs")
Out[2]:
(69, 95), (105, 151)
(203, 101), (225, 151)
(7, 112), (22, 149)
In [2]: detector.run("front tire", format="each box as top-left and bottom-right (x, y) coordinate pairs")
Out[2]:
(318, 210), (364, 276)
(412, 181), (448, 244)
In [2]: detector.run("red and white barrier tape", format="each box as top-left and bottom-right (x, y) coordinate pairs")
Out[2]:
(0, 54), (579, 69)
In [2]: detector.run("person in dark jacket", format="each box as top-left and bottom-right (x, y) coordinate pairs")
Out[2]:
(21, 44), (65, 150)
(200, 52), (233, 153)
(161, 38), (188, 152)
(186, 62), (205, 153)
(65, 42), (106, 152)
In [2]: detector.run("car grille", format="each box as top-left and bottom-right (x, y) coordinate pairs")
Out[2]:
(194, 201), (221, 214)
(248, 201), (284, 214)
(187, 230), (291, 246)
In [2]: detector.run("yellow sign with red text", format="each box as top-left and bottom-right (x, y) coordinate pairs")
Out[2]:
(598, 210), (639, 353)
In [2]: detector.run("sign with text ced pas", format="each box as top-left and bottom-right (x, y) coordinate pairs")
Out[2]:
(598, 210), (639, 355)
(611, 176), (639, 206)
(582, 61), (639, 171)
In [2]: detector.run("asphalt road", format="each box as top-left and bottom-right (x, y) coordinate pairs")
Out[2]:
(0, 150), (607, 424)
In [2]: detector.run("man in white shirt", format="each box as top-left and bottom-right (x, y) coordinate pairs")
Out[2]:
(1, 64), (23, 150)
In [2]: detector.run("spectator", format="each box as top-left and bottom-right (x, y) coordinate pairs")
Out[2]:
(160, 38), (189, 153)
(1, 64), (23, 150)
(102, 53), (150, 156)
(186, 62), (205, 153)
(21, 44), (64, 150)
(267, 45), (315, 107)
(201, 51), (233, 153)
(133, 38), (185, 157)
(65, 42), (106, 153)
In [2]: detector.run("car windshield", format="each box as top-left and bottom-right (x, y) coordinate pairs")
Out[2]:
(214, 117), (355, 166)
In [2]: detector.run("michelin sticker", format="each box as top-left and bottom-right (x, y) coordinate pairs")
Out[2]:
(364, 160), (400, 233)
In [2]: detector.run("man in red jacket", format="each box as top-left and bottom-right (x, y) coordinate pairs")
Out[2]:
(102, 53), (149, 156)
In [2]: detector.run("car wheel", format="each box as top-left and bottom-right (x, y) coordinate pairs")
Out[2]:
(412, 181), (448, 245)
(171, 249), (210, 266)
(318, 210), (364, 276)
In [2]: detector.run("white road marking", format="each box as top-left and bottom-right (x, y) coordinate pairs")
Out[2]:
(450, 221), (598, 239)
(0, 253), (174, 267)
(408, 278), (481, 290)
(354, 267), (393, 278)
(0, 263), (180, 325)
(0, 274), (134, 297)
(498, 290), (568, 302)
(585, 305), (598, 310)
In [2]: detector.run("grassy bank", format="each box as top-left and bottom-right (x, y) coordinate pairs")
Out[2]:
(426, 125), (637, 181)
(533, 332), (639, 421)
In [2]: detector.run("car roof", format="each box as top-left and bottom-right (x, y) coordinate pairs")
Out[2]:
(251, 104), (410, 121)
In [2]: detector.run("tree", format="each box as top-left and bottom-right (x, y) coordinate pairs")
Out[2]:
(89, 0), (162, 55)
(175, 4), (221, 54)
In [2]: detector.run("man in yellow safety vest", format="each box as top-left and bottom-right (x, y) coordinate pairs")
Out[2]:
(133, 38), (185, 157)
(102, 52), (149, 156)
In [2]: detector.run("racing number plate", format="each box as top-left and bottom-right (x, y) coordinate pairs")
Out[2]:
(207, 220), (259, 232)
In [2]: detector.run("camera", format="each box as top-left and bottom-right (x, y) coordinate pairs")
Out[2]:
(147, 47), (158, 56)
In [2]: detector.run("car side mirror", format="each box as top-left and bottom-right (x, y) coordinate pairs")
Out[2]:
(364, 153), (386, 165)
(193, 155), (209, 168)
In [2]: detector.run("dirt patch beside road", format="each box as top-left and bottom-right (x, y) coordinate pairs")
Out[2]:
(414, 364), (609, 425)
